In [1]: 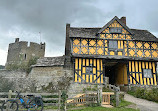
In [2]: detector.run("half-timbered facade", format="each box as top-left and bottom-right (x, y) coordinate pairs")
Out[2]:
(65, 16), (158, 86)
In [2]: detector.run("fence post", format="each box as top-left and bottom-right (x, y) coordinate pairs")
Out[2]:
(97, 85), (102, 106)
(115, 87), (120, 107)
(59, 90), (61, 111)
(8, 90), (12, 99)
(100, 85), (102, 105)
(7, 90), (12, 111)
(97, 85), (100, 105)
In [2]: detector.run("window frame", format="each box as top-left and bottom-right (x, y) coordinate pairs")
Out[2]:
(143, 69), (152, 78)
(109, 40), (118, 50)
(86, 64), (93, 74)
(109, 27), (122, 34)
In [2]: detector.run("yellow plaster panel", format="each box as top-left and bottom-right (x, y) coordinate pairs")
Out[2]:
(73, 47), (80, 54)
(105, 48), (108, 55)
(126, 35), (131, 39)
(100, 34), (105, 38)
(136, 42), (142, 48)
(154, 74), (157, 85)
(135, 61), (139, 83)
(81, 47), (88, 54)
(121, 41), (123, 49)
(118, 52), (122, 56)
(105, 40), (108, 47)
(118, 41), (120, 49)
(97, 40), (104, 47)
(132, 61), (136, 84)
(113, 34), (118, 39)
(129, 49), (135, 56)
(144, 43), (150, 49)
(97, 59), (100, 83)
(137, 50), (143, 57)
(144, 51), (151, 57)
(151, 43), (157, 49)
(129, 41), (135, 48)
(97, 48), (104, 55)
(73, 39), (80, 45)
(102, 28), (109, 33)
(110, 51), (115, 55)
(152, 51), (157, 58)
(89, 47), (96, 55)
(109, 20), (122, 28)
(120, 34), (125, 39)
(89, 40), (96, 46)
(106, 34), (112, 39)
(81, 39), (88, 46)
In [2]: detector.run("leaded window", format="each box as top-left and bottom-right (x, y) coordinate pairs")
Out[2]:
(143, 69), (152, 78)
(109, 40), (118, 49)
(86, 64), (93, 74)
(109, 27), (122, 34)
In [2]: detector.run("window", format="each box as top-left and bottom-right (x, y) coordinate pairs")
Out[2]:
(109, 27), (122, 34)
(86, 64), (93, 74)
(24, 54), (27, 60)
(109, 40), (118, 49)
(143, 69), (152, 78)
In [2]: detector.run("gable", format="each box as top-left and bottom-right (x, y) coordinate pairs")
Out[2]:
(99, 19), (132, 40)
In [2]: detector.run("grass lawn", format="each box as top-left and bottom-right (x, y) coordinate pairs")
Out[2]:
(69, 100), (139, 111)
(43, 100), (139, 111)
(69, 106), (139, 111)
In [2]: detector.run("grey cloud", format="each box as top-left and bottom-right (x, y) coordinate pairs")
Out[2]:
(0, 0), (158, 65)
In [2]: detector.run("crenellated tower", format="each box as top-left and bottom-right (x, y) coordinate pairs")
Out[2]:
(5, 38), (45, 69)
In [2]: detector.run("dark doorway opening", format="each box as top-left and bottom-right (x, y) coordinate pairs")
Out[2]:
(105, 65), (117, 85)
(104, 60), (128, 85)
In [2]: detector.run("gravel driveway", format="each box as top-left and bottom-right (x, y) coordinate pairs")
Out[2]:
(124, 93), (158, 111)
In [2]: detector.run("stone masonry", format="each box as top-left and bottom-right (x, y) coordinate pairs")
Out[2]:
(5, 38), (45, 68)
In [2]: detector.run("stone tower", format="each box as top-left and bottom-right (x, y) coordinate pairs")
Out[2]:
(5, 38), (45, 69)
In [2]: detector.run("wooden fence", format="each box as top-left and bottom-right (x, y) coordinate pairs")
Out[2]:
(0, 91), (60, 110)
(0, 84), (119, 110)
(66, 90), (114, 110)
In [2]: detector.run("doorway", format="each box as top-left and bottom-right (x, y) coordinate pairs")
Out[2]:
(104, 60), (128, 85)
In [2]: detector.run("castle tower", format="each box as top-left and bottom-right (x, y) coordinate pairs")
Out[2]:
(5, 38), (45, 69)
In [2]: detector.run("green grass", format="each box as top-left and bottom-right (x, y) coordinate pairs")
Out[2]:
(44, 106), (58, 109)
(68, 100), (138, 111)
(69, 106), (139, 111)
(118, 100), (133, 108)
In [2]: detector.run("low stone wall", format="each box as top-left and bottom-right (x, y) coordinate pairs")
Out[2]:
(0, 70), (26, 77)
(30, 66), (73, 92)
(0, 66), (73, 92)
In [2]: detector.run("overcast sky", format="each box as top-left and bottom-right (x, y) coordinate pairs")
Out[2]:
(0, 0), (158, 65)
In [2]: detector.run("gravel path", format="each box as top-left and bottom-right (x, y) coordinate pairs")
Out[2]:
(124, 93), (158, 111)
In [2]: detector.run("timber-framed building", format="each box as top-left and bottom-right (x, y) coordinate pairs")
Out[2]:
(65, 16), (158, 86)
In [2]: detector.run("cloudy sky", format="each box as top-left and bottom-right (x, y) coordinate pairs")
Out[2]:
(0, 0), (158, 65)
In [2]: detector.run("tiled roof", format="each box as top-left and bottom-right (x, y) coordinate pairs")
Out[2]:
(69, 27), (100, 38)
(131, 29), (158, 41)
(32, 56), (65, 67)
(69, 27), (158, 41)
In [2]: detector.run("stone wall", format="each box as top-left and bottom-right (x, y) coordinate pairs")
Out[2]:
(0, 66), (74, 92)
(0, 70), (29, 91)
(30, 66), (73, 92)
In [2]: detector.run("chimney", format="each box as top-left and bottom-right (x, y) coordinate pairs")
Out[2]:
(120, 17), (126, 25)
(65, 23), (70, 56)
(15, 38), (19, 42)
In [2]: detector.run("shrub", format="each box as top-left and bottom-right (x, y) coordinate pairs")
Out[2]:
(128, 86), (158, 103)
